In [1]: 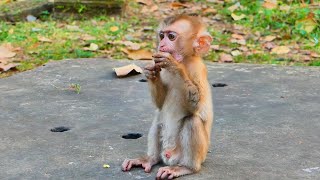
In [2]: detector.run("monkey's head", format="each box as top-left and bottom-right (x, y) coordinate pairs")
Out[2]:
(157, 14), (212, 62)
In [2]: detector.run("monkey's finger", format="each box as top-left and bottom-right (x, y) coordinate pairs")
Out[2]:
(168, 174), (174, 179)
(121, 159), (129, 171)
(126, 161), (134, 171)
(144, 164), (152, 173)
(160, 171), (169, 179)
(154, 58), (166, 64)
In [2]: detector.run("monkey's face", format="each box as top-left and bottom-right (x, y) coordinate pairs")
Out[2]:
(157, 20), (194, 62)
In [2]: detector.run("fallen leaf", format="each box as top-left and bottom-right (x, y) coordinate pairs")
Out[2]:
(0, 46), (16, 58)
(220, 53), (233, 63)
(38, 36), (52, 42)
(263, 35), (276, 42)
(263, 42), (276, 50)
(136, 0), (153, 6)
(211, 45), (220, 51)
(231, 50), (242, 56)
(227, 2), (241, 12)
(122, 49), (153, 60)
(110, 26), (119, 32)
(230, 39), (246, 45)
(66, 25), (82, 32)
(202, 8), (217, 15)
(238, 46), (249, 52)
(263, 1), (277, 9)
(80, 34), (96, 41)
(141, 5), (159, 13)
(279, 4), (290, 11)
(170, 2), (188, 9)
(113, 64), (143, 77)
(83, 43), (99, 51)
(0, 61), (19, 71)
(296, 12), (317, 33)
(231, 13), (246, 21)
(123, 41), (141, 50)
(231, 34), (245, 40)
(310, 52), (320, 58)
(271, 46), (290, 54)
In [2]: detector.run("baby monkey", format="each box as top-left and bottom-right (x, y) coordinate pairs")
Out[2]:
(122, 14), (214, 179)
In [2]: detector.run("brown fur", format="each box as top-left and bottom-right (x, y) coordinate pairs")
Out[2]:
(122, 15), (214, 179)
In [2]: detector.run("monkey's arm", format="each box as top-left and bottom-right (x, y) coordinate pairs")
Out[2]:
(144, 64), (168, 109)
(148, 79), (167, 109)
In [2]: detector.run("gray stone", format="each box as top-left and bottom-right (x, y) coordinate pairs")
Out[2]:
(0, 59), (319, 179)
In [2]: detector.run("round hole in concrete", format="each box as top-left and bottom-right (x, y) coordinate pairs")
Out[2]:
(139, 79), (147, 82)
(50, 126), (70, 132)
(122, 133), (142, 139)
(212, 83), (228, 87)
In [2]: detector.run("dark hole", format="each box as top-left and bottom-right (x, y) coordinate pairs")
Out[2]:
(122, 133), (143, 139)
(212, 83), (228, 87)
(139, 79), (147, 82)
(50, 126), (70, 132)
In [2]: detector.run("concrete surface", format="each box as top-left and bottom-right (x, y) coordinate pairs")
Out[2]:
(0, 59), (319, 180)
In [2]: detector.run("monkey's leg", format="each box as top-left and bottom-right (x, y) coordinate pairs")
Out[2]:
(156, 115), (208, 179)
(122, 114), (161, 173)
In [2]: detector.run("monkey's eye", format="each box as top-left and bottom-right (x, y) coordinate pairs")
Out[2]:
(168, 32), (177, 41)
(159, 32), (165, 40)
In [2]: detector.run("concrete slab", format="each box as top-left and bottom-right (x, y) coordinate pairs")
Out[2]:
(0, 59), (319, 180)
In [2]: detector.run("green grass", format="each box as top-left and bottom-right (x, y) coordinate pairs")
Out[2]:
(1, 0), (319, 77)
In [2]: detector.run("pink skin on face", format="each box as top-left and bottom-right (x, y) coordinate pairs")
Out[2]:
(158, 36), (183, 62)
(158, 20), (192, 62)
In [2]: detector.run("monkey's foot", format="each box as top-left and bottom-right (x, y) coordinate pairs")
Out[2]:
(156, 166), (193, 179)
(122, 158), (154, 173)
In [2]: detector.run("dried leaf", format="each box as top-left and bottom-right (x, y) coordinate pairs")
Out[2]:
(263, 1), (277, 9)
(110, 26), (119, 32)
(113, 64), (143, 77)
(38, 36), (52, 42)
(231, 13), (246, 21)
(271, 46), (290, 54)
(238, 46), (249, 52)
(231, 34), (245, 40)
(83, 43), (99, 51)
(0, 62), (19, 71)
(231, 50), (242, 56)
(263, 35), (276, 42)
(202, 8), (217, 15)
(66, 25), (82, 32)
(310, 52), (320, 58)
(220, 53), (233, 63)
(122, 49), (152, 60)
(0, 46), (16, 58)
(136, 0), (153, 6)
(230, 39), (246, 45)
(80, 34), (96, 41)
(279, 4), (290, 11)
(263, 42), (276, 50)
(296, 12), (317, 33)
(123, 41), (141, 50)
(170, 2), (188, 9)
(227, 2), (240, 12)
(142, 5), (159, 13)
(211, 45), (220, 51)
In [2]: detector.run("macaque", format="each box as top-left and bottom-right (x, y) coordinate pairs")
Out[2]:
(122, 14), (214, 179)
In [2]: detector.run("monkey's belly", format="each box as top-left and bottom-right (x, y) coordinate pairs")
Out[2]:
(158, 89), (188, 165)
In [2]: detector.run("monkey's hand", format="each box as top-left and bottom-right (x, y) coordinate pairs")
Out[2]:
(144, 64), (161, 81)
(122, 158), (155, 173)
(153, 52), (180, 72)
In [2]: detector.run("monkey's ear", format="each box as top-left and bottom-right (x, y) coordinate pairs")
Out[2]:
(194, 32), (212, 55)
